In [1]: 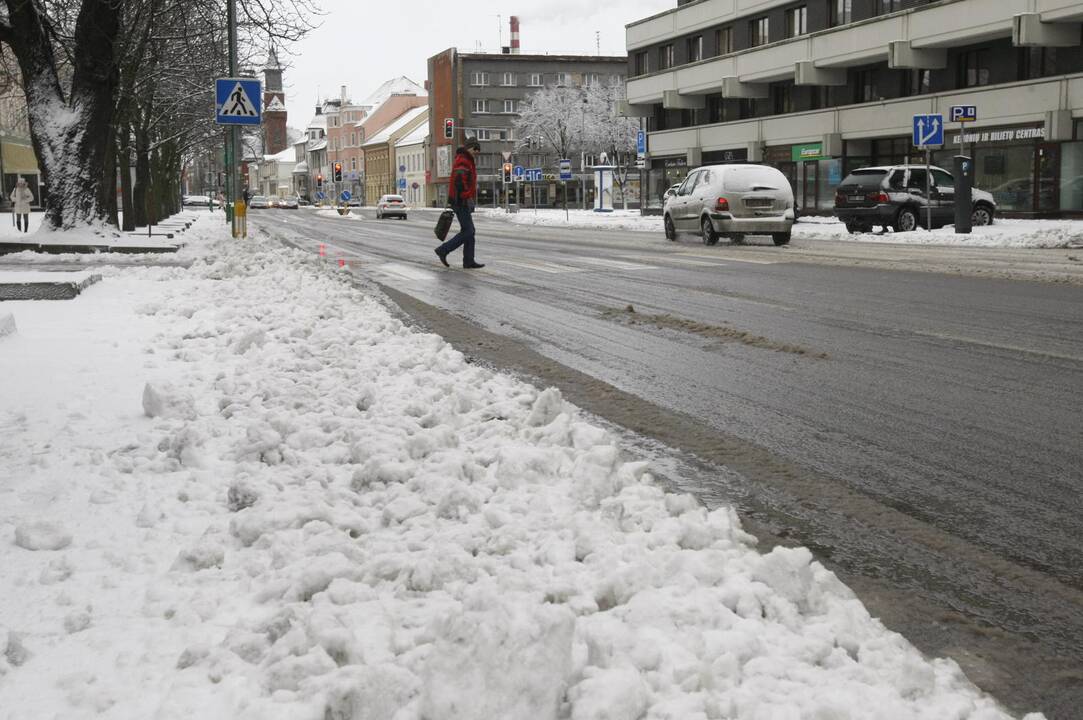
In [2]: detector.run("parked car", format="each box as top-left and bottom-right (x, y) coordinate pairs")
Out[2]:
(663, 164), (796, 246)
(277, 196), (299, 209)
(833, 165), (996, 233)
(376, 194), (407, 219)
(345, 198), (362, 207)
(182, 194), (210, 207)
(662, 183), (681, 203)
(248, 195), (271, 209)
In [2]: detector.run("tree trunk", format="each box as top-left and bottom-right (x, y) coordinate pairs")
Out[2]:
(103, 130), (118, 227)
(3, 0), (122, 230)
(119, 130), (135, 231)
(133, 125), (150, 227)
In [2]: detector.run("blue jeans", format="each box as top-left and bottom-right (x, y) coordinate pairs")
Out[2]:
(436, 205), (476, 265)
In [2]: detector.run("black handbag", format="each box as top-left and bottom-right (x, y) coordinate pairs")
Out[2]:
(434, 208), (454, 241)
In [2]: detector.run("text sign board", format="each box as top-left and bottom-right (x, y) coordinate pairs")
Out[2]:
(950, 105), (977, 123)
(398, 178), (407, 190)
(558, 159), (572, 181)
(912, 113), (943, 148)
(215, 78), (262, 125)
(526, 168), (544, 182)
(636, 130), (646, 158)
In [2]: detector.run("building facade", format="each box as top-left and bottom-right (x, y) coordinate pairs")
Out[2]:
(362, 106), (428, 203)
(626, 0), (1083, 216)
(426, 48), (628, 207)
(395, 123), (430, 207)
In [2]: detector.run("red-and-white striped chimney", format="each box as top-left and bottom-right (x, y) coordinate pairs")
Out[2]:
(510, 16), (520, 54)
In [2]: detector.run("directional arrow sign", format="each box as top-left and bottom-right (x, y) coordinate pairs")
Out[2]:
(912, 113), (944, 148)
(216, 78), (262, 126)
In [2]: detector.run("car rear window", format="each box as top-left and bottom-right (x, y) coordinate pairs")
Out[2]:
(722, 166), (785, 192)
(386, 196), (404, 202)
(840, 170), (888, 188)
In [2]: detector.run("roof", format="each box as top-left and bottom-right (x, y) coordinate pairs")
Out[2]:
(395, 121), (428, 148)
(358, 76), (426, 112)
(306, 114), (327, 130)
(293, 161), (309, 174)
(264, 147), (295, 163)
(307, 139), (327, 152)
(363, 106), (427, 147)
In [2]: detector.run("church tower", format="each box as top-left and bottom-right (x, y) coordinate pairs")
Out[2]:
(262, 48), (288, 155)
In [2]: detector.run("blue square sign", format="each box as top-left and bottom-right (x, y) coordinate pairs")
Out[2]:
(216, 78), (262, 125)
(912, 113), (943, 148)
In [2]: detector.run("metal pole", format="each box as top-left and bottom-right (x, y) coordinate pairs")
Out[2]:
(227, 0), (240, 238)
(925, 148), (931, 231)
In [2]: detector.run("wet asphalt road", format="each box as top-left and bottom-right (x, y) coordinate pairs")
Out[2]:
(254, 208), (1083, 718)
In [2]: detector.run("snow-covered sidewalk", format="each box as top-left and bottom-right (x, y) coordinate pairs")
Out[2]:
(0, 221), (1044, 719)
(476, 208), (1083, 249)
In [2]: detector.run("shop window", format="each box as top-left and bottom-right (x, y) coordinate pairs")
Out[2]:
(786, 7), (807, 38)
(830, 0), (852, 27)
(1060, 141), (1083, 212)
(715, 27), (734, 56)
(958, 48), (990, 88)
(687, 35), (703, 63)
(749, 17), (769, 48)
(658, 44), (675, 71)
(979, 145), (1035, 212)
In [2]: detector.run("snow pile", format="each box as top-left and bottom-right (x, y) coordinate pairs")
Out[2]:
(477, 208), (1083, 248)
(0, 228), (1043, 719)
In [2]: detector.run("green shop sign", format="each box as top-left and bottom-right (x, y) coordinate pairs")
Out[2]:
(792, 143), (825, 161)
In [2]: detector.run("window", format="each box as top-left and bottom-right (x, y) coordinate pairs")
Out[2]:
(932, 169), (954, 189)
(959, 48), (990, 87)
(906, 168), (928, 190)
(475, 129), (491, 141)
(472, 99), (490, 114)
(785, 7), (807, 38)
(350, 132), (357, 146)
(830, 0), (852, 26)
(501, 72), (516, 86)
(350, 158), (356, 171)
(855, 69), (877, 102)
(529, 72), (543, 86)
(772, 82), (794, 114)
(585, 73), (600, 87)
(687, 35), (703, 63)
(715, 27), (734, 55)
(556, 72), (571, 86)
(633, 52), (649, 76)
(471, 72), (490, 86)
(902, 69), (931, 96)
(658, 44), (675, 70)
(750, 17), (769, 47)
(878, 0), (899, 14)
(1020, 47), (1057, 80)
(502, 99), (517, 113)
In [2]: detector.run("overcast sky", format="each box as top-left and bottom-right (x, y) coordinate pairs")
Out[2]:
(280, 0), (673, 125)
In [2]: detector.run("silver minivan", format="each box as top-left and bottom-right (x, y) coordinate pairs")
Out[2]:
(664, 164), (796, 246)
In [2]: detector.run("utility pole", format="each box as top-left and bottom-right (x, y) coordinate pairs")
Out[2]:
(227, 0), (242, 237)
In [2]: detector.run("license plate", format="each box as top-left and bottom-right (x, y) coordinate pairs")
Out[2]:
(744, 198), (773, 208)
(847, 195), (865, 202)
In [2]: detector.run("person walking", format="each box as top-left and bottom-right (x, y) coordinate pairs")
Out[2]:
(9, 177), (34, 233)
(435, 138), (485, 269)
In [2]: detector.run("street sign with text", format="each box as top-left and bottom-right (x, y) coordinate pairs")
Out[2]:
(950, 105), (977, 123)
(558, 159), (572, 181)
(912, 113), (943, 148)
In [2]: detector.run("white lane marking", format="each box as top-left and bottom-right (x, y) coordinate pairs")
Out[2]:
(575, 257), (657, 271)
(679, 252), (779, 265)
(618, 253), (728, 267)
(911, 330), (1083, 364)
(371, 263), (441, 282)
(501, 259), (590, 274)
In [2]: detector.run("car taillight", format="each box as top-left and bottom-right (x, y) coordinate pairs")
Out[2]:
(867, 191), (889, 203)
(835, 192), (845, 205)
(715, 197), (729, 212)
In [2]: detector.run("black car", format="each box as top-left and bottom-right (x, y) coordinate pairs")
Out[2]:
(833, 165), (996, 233)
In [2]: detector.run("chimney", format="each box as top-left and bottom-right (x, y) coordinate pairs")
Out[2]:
(510, 16), (520, 54)
(340, 85), (348, 102)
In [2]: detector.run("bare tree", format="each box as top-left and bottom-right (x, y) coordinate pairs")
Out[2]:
(0, 0), (318, 231)
(512, 85), (591, 214)
(582, 80), (640, 210)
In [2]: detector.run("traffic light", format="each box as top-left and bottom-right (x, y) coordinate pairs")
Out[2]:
(444, 118), (455, 139)
(502, 163), (513, 184)
(333, 162), (343, 183)
(316, 174), (323, 188)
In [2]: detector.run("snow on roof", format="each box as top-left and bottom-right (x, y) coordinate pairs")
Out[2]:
(307, 138), (327, 152)
(395, 120), (428, 148)
(363, 106), (427, 147)
(292, 160), (309, 174)
(263, 146), (295, 163)
(358, 76), (426, 112)
(306, 114), (327, 130)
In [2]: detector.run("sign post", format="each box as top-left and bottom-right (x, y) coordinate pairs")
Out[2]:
(912, 114), (943, 231)
(949, 105), (978, 158)
(559, 159), (572, 220)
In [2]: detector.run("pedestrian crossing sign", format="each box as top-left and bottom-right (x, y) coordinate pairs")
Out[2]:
(215, 78), (262, 125)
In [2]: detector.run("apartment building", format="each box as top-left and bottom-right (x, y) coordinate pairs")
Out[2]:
(395, 122), (430, 207)
(362, 106), (428, 203)
(626, 0), (1083, 215)
(426, 48), (628, 207)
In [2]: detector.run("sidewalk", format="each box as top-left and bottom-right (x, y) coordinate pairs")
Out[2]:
(0, 221), (1044, 719)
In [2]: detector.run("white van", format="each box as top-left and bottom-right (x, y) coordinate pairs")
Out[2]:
(663, 164), (796, 246)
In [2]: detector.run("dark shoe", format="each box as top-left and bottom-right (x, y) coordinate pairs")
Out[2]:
(434, 248), (449, 267)
(463, 262), (485, 269)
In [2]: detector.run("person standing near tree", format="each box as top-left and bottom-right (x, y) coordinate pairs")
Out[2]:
(9, 178), (34, 233)
(435, 138), (485, 269)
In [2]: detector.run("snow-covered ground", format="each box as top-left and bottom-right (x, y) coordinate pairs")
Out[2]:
(476, 208), (1083, 249)
(0, 219), (1046, 719)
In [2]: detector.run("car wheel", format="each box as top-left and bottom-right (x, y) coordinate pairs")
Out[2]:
(971, 204), (994, 226)
(894, 207), (919, 232)
(664, 214), (676, 241)
(401, 215), (407, 220)
(772, 232), (791, 246)
(701, 216), (719, 246)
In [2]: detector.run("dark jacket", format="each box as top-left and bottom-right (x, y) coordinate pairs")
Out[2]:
(448, 147), (478, 208)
